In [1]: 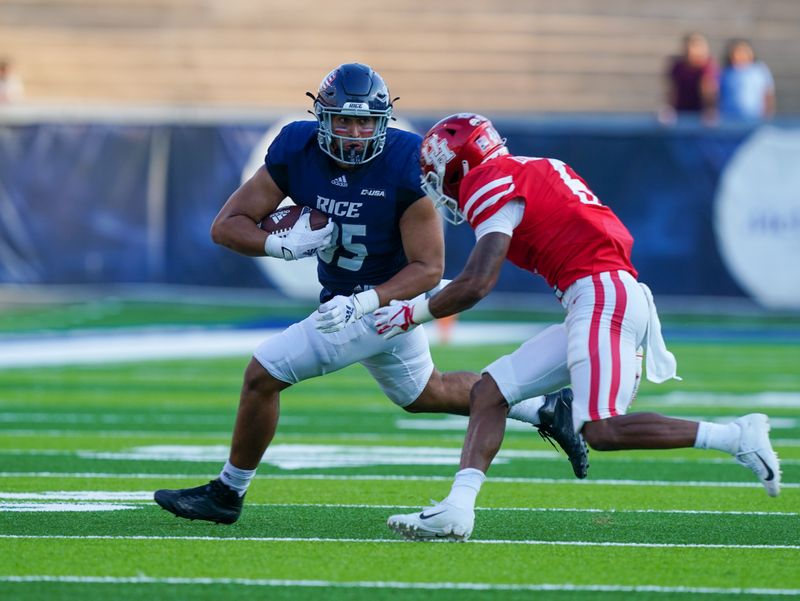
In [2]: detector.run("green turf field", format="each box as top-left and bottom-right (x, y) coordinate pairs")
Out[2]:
(1, 328), (798, 600)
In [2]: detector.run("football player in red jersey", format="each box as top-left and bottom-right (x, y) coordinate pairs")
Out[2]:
(153, 68), (586, 527)
(376, 113), (782, 542)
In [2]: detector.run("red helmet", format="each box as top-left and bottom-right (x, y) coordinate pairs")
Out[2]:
(420, 113), (508, 224)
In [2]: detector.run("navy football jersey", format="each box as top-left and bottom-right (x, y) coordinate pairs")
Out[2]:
(265, 120), (425, 300)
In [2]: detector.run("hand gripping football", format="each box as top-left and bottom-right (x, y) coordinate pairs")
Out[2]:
(260, 205), (329, 235)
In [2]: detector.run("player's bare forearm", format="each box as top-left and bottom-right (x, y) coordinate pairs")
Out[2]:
(211, 165), (286, 256)
(374, 260), (442, 306)
(211, 213), (269, 257)
(377, 196), (444, 305)
(429, 232), (510, 318)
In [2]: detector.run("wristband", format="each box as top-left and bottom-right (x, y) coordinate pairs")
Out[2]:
(354, 289), (380, 315)
(264, 234), (292, 260)
(264, 234), (279, 256)
(411, 298), (434, 324)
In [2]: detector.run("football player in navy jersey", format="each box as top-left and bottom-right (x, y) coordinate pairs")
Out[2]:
(154, 63), (586, 525)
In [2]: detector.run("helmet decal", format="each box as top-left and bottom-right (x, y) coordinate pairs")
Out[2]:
(419, 113), (508, 225)
(320, 69), (337, 91)
(421, 134), (455, 169)
(341, 101), (371, 114)
(475, 135), (492, 151)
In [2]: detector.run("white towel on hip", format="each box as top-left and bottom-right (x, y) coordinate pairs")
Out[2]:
(639, 283), (681, 383)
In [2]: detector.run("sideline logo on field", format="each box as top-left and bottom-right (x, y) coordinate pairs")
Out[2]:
(714, 126), (800, 309)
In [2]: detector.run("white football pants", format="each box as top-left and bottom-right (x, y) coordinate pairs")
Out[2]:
(485, 270), (648, 433)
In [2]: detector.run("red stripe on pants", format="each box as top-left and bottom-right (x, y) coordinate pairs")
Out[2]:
(588, 274), (604, 421)
(607, 272), (628, 416)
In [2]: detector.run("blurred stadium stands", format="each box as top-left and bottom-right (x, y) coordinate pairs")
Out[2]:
(1, 0), (799, 113)
(1, 1), (799, 312)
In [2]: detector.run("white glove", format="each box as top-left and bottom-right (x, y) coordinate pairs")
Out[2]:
(315, 289), (380, 334)
(264, 212), (334, 261)
(374, 298), (434, 340)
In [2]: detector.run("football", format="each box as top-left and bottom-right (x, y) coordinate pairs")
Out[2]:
(259, 205), (329, 235)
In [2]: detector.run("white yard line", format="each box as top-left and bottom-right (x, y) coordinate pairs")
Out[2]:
(0, 494), (795, 516)
(3, 448), (799, 467)
(238, 503), (800, 516)
(0, 471), (797, 489)
(0, 503), (140, 512)
(1, 534), (798, 550)
(0, 576), (798, 596)
(0, 575), (794, 595)
(0, 413), (306, 426)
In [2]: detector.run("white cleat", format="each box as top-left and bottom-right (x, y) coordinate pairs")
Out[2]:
(734, 413), (781, 497)
(387, 501), (474, 542)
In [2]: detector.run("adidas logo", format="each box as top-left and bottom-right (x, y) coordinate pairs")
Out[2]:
(331, 175), (348, 187)
(270, 209), (290, 223)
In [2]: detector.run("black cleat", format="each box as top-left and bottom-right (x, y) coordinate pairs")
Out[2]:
(537, 388), (589, 479)
(154, 479), (244, 524)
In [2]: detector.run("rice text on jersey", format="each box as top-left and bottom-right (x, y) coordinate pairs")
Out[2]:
(316, 196), (363, 218)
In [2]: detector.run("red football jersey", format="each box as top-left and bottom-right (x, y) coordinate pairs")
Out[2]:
(459, 155), (637, 292)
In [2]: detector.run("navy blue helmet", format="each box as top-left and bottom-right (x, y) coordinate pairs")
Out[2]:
(310, 63), (393, 165)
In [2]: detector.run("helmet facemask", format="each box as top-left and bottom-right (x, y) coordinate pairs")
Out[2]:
(421, 166), (467, 225)
(420, 134), (467, 225)
(315, 102), (392, 165)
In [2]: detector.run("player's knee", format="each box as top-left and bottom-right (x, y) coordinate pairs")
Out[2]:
(402, 400), (427, 414)
(403, 389), (444, 414)
(403, 371), (446, 414)
(581, 420), (617, 451)
(241, 358), (284, 401)
(469, 374), (506, 412)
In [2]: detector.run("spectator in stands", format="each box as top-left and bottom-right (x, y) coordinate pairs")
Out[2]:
(0, 58), (24, 103)
(718, 39), (775, 120)
(660, 33), (718, 124)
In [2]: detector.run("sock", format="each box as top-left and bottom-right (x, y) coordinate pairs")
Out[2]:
(694, 421), (740, 455)
(507, 396), (546, 426)
(219, 459), (257, 497)
(444, 468), (486, 510)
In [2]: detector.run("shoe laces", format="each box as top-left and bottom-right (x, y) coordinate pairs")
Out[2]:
(208, 479), (235, 498)
(537, 428), (561, 454)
